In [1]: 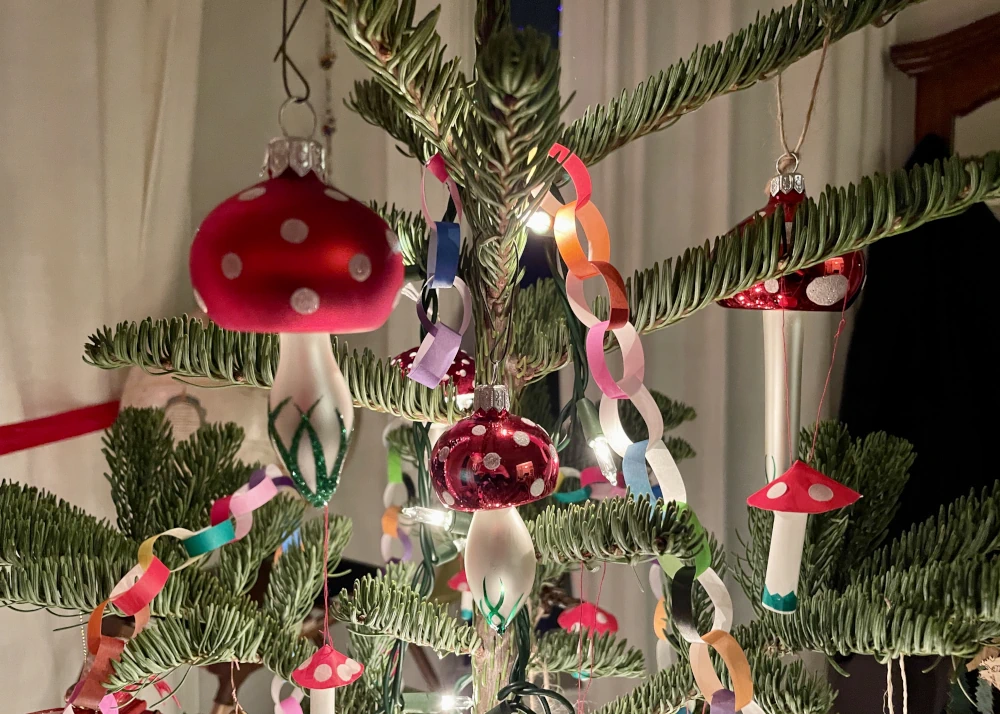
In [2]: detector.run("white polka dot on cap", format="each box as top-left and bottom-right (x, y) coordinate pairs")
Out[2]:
(290, 287), (320, 315)
(313, 664), (332, 683)
(221, 253), (242, 279)
(280, 218), (309, 244)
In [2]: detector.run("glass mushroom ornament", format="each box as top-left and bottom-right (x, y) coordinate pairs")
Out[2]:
(430, 384), (559, 633)
(393, 347), (475, 411)
(747, 460), (860, 613)
(190, 134), (403, 506)
(718, 167), (865, 485)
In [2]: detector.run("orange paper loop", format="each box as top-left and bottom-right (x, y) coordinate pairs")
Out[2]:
(381, 506), (401, 538)
(689, 630), (753, 711)
(553, 201), (611, 278)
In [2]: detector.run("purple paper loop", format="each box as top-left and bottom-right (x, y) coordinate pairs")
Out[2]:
(407, 278), (472, 388)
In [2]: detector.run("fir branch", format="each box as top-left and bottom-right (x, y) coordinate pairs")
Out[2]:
(350, 79), (431, 160)
(511, 278), (570, 387)
(593, 660), (694, 714)
(763, 576), (1000, 659)
(523, 153), (1000, 383)
(0, 481), (135, 566)
(330, 573), (480, 655)
(530, 630), (645, 679)
(476, 0), (510, 52)
(563, 0), (922, 166)
(107, 603), (314, 689)
(855, 481), (1000, 583)
(215, 494), (310, 596)
(462, 25), (565, 384)
(735, 622), (836, 714)
(529, 497), (707, 567)
(83, 318), (466, 424)
(263, 515), (352, 629)
(323, 0), (467, 179)
(372, 202), (431, 272)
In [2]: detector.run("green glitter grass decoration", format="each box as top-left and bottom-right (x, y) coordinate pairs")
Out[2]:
(477, 577), (523, 635)
(268, 397), (349, 507)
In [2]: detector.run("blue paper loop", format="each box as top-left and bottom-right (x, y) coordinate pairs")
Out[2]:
(427, 221), (461, 288)
(623, 439), (655, 505)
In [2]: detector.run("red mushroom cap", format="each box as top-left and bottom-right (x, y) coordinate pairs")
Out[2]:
(292, 644), (364, 690)
(557, 602), (618, 635)
(747, 460), (861, 514)
(719, 178), (866, 311)
(393, 348), (475, 401)
(447, 570), (470, 592)
(190, 154), (403, 334)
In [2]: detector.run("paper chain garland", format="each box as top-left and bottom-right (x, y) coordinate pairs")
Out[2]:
(65, 466), (291, 711)
(541, 144), (761, 714)
(404, 154), (471, 389)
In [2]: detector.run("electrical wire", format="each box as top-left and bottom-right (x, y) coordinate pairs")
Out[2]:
(274, 0), (311, 103)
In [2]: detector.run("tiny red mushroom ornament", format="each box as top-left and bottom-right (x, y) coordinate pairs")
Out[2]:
(292, 643), (364, 714)
(718, 168), (866, 487)
(747, 460), (860, 613)
(447, 569), (474, 621)
(190, 134), (403, 507)
(557, 602), (619, 635)
(430, 384), (559, 634)
(392, 348), (475, 410)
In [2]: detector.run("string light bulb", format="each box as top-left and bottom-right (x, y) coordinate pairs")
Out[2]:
(401, 693), (475, 712)
(577, 398), (619, 485)
(526, 209), (554, 234)
(402, 506), (473, 537)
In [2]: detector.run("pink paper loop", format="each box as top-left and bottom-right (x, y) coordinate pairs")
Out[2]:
(271, 676), (305, 714)
(579, 466), (609, 488)
(586, 320), (646, 400)
(421, 154), (463, 226)
(99, 695), (118, 713)
(153, 680), (182, 709)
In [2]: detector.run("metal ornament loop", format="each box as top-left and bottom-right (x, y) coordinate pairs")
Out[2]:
(775, 152), (800, 175)
(278, 97), (318, 139)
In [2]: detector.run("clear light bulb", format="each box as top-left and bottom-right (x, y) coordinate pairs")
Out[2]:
(577, 398), (619, 485)
(465, 507), (536, 633)
(268, 333), (355, 504)
(402, 693), (475, 712)
(402, 506), (473, 536)
(526, 210), (554, 234)
(589, 435), (619, 485)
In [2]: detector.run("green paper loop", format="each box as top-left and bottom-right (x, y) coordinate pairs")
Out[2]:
(658, 503), (711, 577)
(182, 520), (235, 557)
(387, 446), (403, 484)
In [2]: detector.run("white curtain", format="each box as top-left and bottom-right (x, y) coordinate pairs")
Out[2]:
(559, 1), (892, 706)
(0, 1), (203, 710)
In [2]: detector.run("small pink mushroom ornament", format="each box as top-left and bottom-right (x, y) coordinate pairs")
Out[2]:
(292, 643), (364, 714)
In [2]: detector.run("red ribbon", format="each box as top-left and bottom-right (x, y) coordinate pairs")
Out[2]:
(0, 401), (120, 456)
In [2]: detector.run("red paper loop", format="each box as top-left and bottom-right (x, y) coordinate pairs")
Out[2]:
(109, 556), (169, 616)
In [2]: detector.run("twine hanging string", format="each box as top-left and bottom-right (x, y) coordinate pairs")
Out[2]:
(774, 33), (831, 174)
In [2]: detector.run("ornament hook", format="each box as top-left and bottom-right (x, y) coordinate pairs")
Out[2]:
(278, 97), (318, 139)
(775, 152), (800, 175)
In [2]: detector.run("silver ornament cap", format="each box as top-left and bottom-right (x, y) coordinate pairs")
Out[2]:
(769, 172), (805, 196)
(263, 136), (326, 180)
(473, 384), (510, 412)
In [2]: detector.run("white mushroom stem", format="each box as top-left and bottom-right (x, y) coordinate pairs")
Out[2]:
(762, 310), (804, 481)
(310, 687), (336, 714)
(762, 511), (808, 614)
(270, 332), (355, 493)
